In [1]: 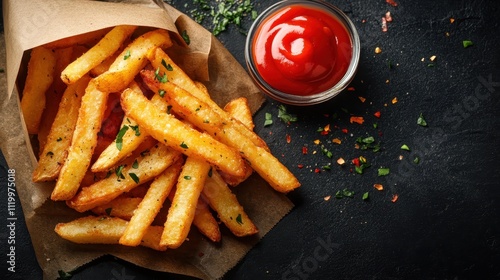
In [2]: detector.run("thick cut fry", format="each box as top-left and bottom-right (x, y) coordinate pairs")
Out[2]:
(33, 76), (91, 182)
(51, 79), (108, 200)
(120, 87), (246, 178)
(192, 197), (221, 242)
(142, 75), (300, 193)
(202, 169), (258, 237)
(161, 157), (211, 249)
(91, 196), (142, 220)
(120, 157), (183, 247)
(224, 97), (254, 131)
(42, 28), (110, 49)
(61, 25), (137, 84)
(148, 47), (269, 150)
(38, 47), (74, 152)
(94, 29), (172, 93)
(67, 144), (181, 212)
(20, 46), (57, 134)
(55, 216), (166, 251)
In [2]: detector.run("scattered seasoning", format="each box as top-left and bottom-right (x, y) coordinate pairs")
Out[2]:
(184, 175), (192, 180)
(115, 165), (125, 180)
(320, 145), (333, 158)
(336, 188), (355, 199)
(302, 146), (308, 155)
(297, 164), (304, 169)
(337, 158), (345, 165)
(115, 125), (129, 151)
(123, 50), (131, 60)
(154, 67), (168, 83)
(373, 184), (384, 191)
(236, 213), (243, 225)
(132, 159), (139, 169)
(181, 30), (190, 45)
(462, 40), (473, 48)
(362, 192), (369, 201)
(391, 194), (399, 203)
(350, 116), (365, 125)
(324, 195), (331, 201)
(373, 111), (381, 118)
(161, 59), (173, 71)
(286, 134), (291, 144)
(314, 168), (321, 173)
(105, 207), (112, 216)
(400, 144), (410, 151)
(385, 11), (393, 22)
(277, 105), (297, 123)
(378, 167), (390, 176)
(375, 47), (382, 54)
(332, 138), (342, 145)
(180, 142), (189, 149)
(391, 97), (398, 104)
(413, 156), (420, 164)
(450, 18), (455, 23)
(264, 112), (273, 126)
(430, 55), (437, 62)
(381, 17), (388, 32)
(58, 270), (72, 280)
(347, 87), (356, 91)
(56, 137), (62, 142)
(417, 113), (428, 127)
(341, 128), (349, 134)
(46, 151), (54, 157)
(386, 0), (398, 7)
(358, 96), (366, 103)
(158, 89), (166, 97)
(129, 125), (140, 136)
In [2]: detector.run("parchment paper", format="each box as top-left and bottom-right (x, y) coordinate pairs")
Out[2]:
(0, 0), (294, 279)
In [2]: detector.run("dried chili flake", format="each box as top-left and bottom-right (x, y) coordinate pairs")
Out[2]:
(332, 138), (342, 145)
(373, 184), (384, 191)
(375, 47), (382, 54)
(386, 0), (398, 7)
(347, 87), (356, 91)
(381, 17), (388, 32)
(337, 157), (345, 165)
(450, 18), (455, 24)
(341, 128), (349, 134)
(350, 116), (365, 125)
(385, 11), (393, 22)
(302, 146), (308, 155)
(352, 158), (361, 167)
(373, 111), (381, 118)
(286, 134), (291, 143)
(392, 97), (398, 104)
(313, 139), (321, 145)
(314, 168), (321, 173)
(391, 194), (399, 203)
(358, 96), (366, 103)
(324, 195), (331, 201)
(298, 164), (304, 169)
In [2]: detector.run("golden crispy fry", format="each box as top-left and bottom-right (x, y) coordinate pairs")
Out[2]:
(61, 25), (137, 84)
(67, 144), (181, 212)
(54, 216), (166, 251)
(94, 29), (172, 93)
(120, 157), (183, 247)
(120, 87), (247, 178)
(192, 197), (221, 242)
(33, 76), (91, 182)
(42, 28), (110, 49)
(203, 169), (258, 236)
(142, 75), (300, 193)
(224, 97), (254, 131)
(20, 46), (57, 134)
(91, 196), (142, 220)
(147, 47), (269, 151)
(161, 156), (211, 249)
(50, 79), (108, 201)
(37, 47), (74, 152)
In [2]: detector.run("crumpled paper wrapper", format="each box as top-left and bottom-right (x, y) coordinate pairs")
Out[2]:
(0, 0), (295, 279)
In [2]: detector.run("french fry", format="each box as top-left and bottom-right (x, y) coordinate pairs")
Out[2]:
(55, 216), (166, 251)
(61, 25), (137, 84)
(120, 157), (183, 247)
(120, 87), (247, 178)
(202, 169), (258, 237)
(91, 196), (143, 220)
(94, 29), (172, 93)
(50, 79), (108, 201)
(224, 97), (254, 131)
(43, 28), (110, 49)
(141, 74), (300, 193)
(147, 47), (269, 151)
(67, 143), (181, 212)
(161, 156), (211, 249)
(33, 75), (91, 182)
(20, 46), (57, 134)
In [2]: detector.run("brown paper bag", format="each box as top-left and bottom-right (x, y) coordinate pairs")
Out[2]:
(0, 0), (294, 279)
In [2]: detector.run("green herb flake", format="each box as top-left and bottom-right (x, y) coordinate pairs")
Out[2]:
(278, 105), (297, 123)
(124, 50), (131, 60)
(167, 105), (173, 114)
(115, 165), (125, 180)
(56, 137), (62, 142)
(378, 168), (390, 176)
(129, 125), (141, 136)
(462, 40), (473, 48)
(105, 207), (112, 216)
(184, 175), (192, 180)
(342, 188), (355, 198)
(236, 213), (243, 225)
(154, 67), (168, 83)
(264, 112), (273, 126)
(417, 113), (428, 127)
(129, 173), (140, 184)
(161, 59), (173, 71)
(115, 125), (129, 151)
(362, 192), (369, 201)
(180, 142), (189, 149)
(414, 156), (420, 164)
(132, 159), (139, 169)
(158, 89), (166, 98)
(181, 30), (191, 45)
(401, 144), (410, 151)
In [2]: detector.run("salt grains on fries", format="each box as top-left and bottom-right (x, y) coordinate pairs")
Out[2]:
(22, 25), (300, 252)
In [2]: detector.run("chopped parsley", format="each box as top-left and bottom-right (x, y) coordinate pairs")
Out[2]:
(362, 192), (369, 201)
(129, 125), (140, 136)
(378, 167), (390, 176)
(115, 165), (125, 180)
(154, 67), (168, 83)
(132, 159), (139, 169)
(417, 113), (428, 127)
(123, 50), (131, 60)
(180, 142), (189, 149)
(158, 89), (166, 97)
(236, 213), (243, 225)
(161, 59), (173, 71)
(181, 30), (190, 45)
(264, 112), (273, 126)
(462, 40), (473, 48)
(335, 188), (355, 199)
(278, 105), (297, 123)
(184, 175), (192, 180)
(129, 173), (140, 184)
(401, 144), (410, 151)
(115, 125), (129, 151)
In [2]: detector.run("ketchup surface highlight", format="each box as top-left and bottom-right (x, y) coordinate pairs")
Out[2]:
(251, 4), (353, 96)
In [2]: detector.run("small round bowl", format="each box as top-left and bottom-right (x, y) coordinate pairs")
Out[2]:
(245, 0), (360, 106)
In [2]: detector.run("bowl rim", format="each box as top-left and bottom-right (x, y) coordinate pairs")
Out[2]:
(245, 0), (361, 106)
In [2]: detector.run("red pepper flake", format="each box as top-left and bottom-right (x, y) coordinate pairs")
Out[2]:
(373, 111), (381, 118)
(391, 194), (399, 203)
(302, 146), (308, 155)
(358, 96), (366, 103)
(341, 128), (349, 134)
(350, 116), (365, 125)
(314, 168), (321, 173)
(381, 17), (388, 32)
(286, 134), (291, 143)
(373, 184), (384, 191)
(386, 0), (398, 7)
(298, 164), (304, 169)
(392, 97), (398, 104)
(385, 11), (393, 22)
(352, 158), (360, 167)
(450, 18), (455, 24)
(347, 87), (356, 91)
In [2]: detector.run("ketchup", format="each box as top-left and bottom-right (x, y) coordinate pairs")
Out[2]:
(251, 4), (353, 96)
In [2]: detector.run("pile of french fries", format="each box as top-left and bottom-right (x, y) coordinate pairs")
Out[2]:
(20, 25), (300, 251)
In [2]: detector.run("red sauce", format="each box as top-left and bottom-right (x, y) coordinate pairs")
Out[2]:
(252, 4), (353, 96)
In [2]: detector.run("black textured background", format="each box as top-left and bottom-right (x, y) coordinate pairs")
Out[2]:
(1, 0), (500, 279)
